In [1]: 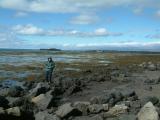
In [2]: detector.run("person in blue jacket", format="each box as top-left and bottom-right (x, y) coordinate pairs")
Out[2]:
(45, 57), (55, 83)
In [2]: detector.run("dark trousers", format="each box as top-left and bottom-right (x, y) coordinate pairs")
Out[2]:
(45, 71), (53, 82)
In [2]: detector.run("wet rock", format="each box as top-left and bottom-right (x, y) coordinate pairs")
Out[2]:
(35, 111), (60, 120)
(8, 86), (24, 97)
(29, 82), (50, 97)
(88, 104), (104, 114)
(55, 103), (82, 118)
(6, 107), (21, 117)
(73, 101), (90, 115)
(137, 102), (159, 120)
(31, 91), (54, 110)
(0, 96), (9, 108)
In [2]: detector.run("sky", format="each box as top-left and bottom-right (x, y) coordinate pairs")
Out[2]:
(0, 0), (160, 51)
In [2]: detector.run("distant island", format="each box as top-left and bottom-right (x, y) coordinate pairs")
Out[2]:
(40, 48), (61, 51)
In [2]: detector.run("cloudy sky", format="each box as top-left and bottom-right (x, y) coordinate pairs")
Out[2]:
(0, 0), (160, 51)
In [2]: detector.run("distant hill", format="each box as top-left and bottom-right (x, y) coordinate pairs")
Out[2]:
(40, 48), (61, 51)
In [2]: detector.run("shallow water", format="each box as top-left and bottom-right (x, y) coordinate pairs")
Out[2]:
(1, 80), (26, 88)
(0, 50), (111, 81)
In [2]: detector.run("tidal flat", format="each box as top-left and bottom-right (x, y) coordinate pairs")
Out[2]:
(1, 50), (160, 120)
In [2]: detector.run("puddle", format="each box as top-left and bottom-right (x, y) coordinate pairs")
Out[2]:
(1, 80), (26, 89)
(64, 68), (80, 71)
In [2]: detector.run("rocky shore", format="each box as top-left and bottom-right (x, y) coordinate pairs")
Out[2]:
(0, 61), (160, 120)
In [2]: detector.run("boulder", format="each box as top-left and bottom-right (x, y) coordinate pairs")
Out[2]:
(73, 101), (90, 115)
(7, 97), (25, 107)
(88, 104), (104, 114)
(90, 95), (111, 104)
(29, 82), (50, 97)
(137, 102), (159, 120)
(6, 107), (21, 117)
(103, 104), (128, 117)
(0, 88), (9, 96)
(0, 96), (9, 108)
(8, 86), (24, 97)
(0, 107), (5, 115)
(141, 96), (159, 106)
(31, 91), (54, 110)
(35, 111), (60, 120)
(55, 103), (81, 118)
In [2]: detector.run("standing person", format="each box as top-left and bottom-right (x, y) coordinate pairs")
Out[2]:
(45, 57), (55, 83)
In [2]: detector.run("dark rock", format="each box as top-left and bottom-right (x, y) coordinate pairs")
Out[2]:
(73, 101), (90, 115)
(0, 96), (9, 108)
(55, 103), (82, 119)
(90, 95), (111, 104)
(8, 86), (24, 97)
(29, 82), (50, 97)
(141, 96), (159, 106)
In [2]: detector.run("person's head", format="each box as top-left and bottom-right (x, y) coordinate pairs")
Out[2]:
(48, 57), (52, 62)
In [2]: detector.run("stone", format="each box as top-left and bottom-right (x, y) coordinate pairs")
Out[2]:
(137, 102), (159, 120)
(104, 104), (128, 117)
(88, 104), (104, 114)
(35, 111), (60, 120)
(90, 95), (111, 104)
(141, 96), (159, 106)
(29, 82), (50, 97)
(73, 101), (90, 115)
(0, 107), (5, 115)
(8, 86), (24, 97)
(55, 103), (81, 118)
(6, 107), (21, 117)
(31, 91), (54, 110)
(102, 104), (109, 111)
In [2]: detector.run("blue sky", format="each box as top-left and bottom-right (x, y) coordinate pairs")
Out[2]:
(0, 0), (160, 51)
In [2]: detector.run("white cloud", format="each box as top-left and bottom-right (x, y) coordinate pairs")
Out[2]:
(94, 28), (108, 36)
(12, 24), (44, 35)
(61, 41), (160, 51)
(12, 24), (123, 37)
(0, 26), (26, 48)
(70, 14), (98, 24)
(0, 0), (159, 13)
